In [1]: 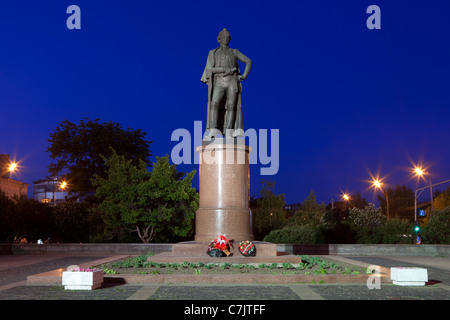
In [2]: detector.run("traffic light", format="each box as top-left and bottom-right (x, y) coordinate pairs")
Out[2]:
(414, 222), (420, 232)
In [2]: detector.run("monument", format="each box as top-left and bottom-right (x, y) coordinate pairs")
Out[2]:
(195, 28), (254, 243)
(148, 29), (300, 263)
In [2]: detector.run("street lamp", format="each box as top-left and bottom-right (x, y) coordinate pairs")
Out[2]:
(413, 166), (433, 210)
(1, 161), (19, 189)
(342, 193), (353, 207)
(8, 162), (17, 173)
(53, 180), (68, 205)
(372, 179), (390, 220)
(1, 161), (17, 175)
(60, 181), (68, 190)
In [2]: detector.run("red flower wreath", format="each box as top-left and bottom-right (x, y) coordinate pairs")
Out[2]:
(238, 240), (256, 257)
(206, 235), (232, 257)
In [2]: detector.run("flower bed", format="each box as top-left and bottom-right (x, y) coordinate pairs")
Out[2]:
(97, 254), (367, 276)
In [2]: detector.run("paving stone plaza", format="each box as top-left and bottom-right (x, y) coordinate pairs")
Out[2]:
(1, 253), (449, 301)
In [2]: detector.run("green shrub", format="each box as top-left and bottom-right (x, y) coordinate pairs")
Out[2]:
(422, 206), (450, 244)
(376, 218), (414, 244)
(263, 224), (323, 244)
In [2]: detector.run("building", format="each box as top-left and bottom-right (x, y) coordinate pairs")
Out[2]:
(33, 177), (68, 204)
(0, 154), (29, 198)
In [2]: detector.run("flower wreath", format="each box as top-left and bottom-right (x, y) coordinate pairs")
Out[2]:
(238, 240), (256, 257)
(206, 235), (232, 257)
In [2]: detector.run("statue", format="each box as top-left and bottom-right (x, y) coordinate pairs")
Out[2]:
(201, 28), (252, 140)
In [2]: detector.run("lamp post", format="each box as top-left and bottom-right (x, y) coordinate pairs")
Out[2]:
(413, 167), (434, 210)
(373, 179), (390, 220)
(414, 179), (450, 223)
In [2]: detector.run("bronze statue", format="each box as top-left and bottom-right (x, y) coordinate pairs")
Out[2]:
(201, 28), (252, 139)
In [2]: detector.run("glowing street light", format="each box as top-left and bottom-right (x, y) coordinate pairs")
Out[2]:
(413, 166), (433, 210)
(1, 160), (20, 191)
(414, 167), (424, 176)
(342, 193), (350, 201)
(8, 162), (17, 172)
(60, 181), (68, 190)
(372, 178), (390, 220)
(373, 180), (382, 189)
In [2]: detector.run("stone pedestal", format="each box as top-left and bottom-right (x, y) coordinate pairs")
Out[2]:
(147, 241), (302, 264)
(195, 138), (253, 243)
(146, 138), (301, 264)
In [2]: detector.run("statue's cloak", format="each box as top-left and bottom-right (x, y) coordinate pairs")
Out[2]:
(201, 47), (244, 133)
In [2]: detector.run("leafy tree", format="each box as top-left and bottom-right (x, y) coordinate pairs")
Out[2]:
(252, 179), (286, 240)
(433, 187), (450, 210)
(9, 195), (53, 243)
(377, 184), (415, 219)
(52, 199), (91, 243)
(47, 118), (152, 195)
(286, 190), (325, 226)
(0, 191), (16, 242)
(422, 206), (450, 244)
(349, 203), (386, 243)
(92, 152), (198, 243)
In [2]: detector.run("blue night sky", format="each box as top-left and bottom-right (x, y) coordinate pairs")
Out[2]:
(1, 0), (449, 205)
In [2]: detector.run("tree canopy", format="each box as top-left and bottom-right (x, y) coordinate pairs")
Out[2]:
(252, 179), (286, 240)
(47, 118), (152, 195)
(92, 151), (198, 243)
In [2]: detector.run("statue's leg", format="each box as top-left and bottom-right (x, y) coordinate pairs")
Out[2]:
(224, 90), (237, 138)
(210, 86), (225, 130)
(206, 85), (226, 139)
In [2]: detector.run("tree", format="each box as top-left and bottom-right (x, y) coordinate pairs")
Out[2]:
(349, 203), (386, 243)
(52, 199), (91, 243)
(377, 184), (415, 219)
(0, 191), (16, 242)
(286, 190), (326, 226)
(422, 206), (450, 244)
(47, 118), (152, 195)
(252, 179), (286, 240)
(92, 152), (198, 243)
(433, 187), (450, 210)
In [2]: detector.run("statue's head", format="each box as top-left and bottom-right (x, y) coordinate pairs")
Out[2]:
(217, 28), (231, 45)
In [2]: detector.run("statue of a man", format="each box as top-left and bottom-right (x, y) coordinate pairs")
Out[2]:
(201, 28), (252, 139)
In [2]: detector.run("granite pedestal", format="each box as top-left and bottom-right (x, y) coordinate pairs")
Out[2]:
(147, 138), (301, 264)
(195, 138), (253, 243)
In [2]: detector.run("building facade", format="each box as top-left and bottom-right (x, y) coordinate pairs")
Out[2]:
(33, 178), (68, 204)
(0, 154), (29, 198)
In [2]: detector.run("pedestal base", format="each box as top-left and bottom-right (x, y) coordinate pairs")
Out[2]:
(195, 140), (253, 242)
(147, 241), (302, 264)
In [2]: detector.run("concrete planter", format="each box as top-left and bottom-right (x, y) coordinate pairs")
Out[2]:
(390, 267), (428, 286)
(62, 269), (104, 290)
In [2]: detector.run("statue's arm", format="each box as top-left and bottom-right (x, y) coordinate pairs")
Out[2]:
(235, 50), (252, 80)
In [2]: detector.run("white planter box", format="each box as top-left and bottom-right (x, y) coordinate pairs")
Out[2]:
(390, 267), (428, 286)
(62, 270), (104, 290)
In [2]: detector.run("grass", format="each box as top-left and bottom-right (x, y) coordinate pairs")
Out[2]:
(95, 253), (365, 275)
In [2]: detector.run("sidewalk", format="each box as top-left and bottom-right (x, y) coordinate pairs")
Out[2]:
(0, 253), (449, 300)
